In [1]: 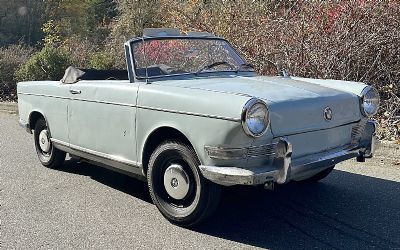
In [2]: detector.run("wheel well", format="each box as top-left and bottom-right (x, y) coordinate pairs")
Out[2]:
(142, 127), (193, 175)
(29, 111), (44, 130)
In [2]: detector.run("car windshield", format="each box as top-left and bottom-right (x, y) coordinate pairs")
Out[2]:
(132, 38), (252, 79)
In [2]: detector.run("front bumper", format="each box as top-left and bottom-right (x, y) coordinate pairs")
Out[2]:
(200, 120), (377, 186)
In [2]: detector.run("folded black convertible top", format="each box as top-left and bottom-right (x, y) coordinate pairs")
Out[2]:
(61, 66), (129, 84)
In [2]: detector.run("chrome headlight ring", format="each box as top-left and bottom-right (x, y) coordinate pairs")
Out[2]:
(241, 98), (270, 137)
(360, 86), (380, 117)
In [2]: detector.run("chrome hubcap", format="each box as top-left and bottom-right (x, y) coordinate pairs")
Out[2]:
(163, 164), (190, 200)
(39, 130), (51, 153)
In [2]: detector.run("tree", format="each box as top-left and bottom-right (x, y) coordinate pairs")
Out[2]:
(42, 0), (116, 44)
(0, 0), (45, 46)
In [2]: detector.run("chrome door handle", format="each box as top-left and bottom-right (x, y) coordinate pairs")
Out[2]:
(70, 89), (81, 94)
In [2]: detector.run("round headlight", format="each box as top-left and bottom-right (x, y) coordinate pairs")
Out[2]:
(360, 86), (380, 117)
(242, 98), (270, 137)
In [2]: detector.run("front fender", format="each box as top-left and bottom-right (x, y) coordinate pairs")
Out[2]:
(136, 108), (252, 167)
(136, 84), (255, 167)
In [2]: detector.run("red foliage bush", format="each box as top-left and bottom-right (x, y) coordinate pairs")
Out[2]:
(160, 0), (400, 139)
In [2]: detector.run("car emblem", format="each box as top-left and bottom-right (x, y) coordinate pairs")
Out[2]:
(324, 107), (333, 121)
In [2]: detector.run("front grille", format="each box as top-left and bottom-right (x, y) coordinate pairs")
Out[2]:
(247, 143), (278, 158)
(351, 121), (366, 146)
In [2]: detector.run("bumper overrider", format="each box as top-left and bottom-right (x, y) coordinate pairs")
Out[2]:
(200, 120), (377, 186)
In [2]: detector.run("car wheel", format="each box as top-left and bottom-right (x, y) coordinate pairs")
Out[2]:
(297, 165), (335, 183)
(147, 141), (221, 227)
(33, 117), (66, 168)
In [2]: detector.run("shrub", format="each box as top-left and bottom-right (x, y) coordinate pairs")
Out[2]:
(0, 44), (34, 101)
(62, 36), (97, 68)
(89, 52), (116, 69)
(16, 46), (73, 82)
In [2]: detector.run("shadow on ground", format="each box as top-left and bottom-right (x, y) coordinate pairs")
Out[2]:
(62, 159), (152, 203)
(59, 160), (400, 249)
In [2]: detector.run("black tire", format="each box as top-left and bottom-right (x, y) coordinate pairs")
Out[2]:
(297, 165), (335, 183)
(33, 118), (66, 168)
(147, 141), (221, 227)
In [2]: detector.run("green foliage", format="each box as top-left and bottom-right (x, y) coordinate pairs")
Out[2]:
(0, 0), (45, 46)
(0, 44), (34, 101)
(43, 0), (116, 44)
(62, 36), (96, 68)
(85, 0), (117, 43)
(42, 20), (62, 47)
(16, 46), (72, 82)
(89, 52), (115, 70)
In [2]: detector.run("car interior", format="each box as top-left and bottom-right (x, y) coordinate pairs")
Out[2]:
(61, 66), (129, 84)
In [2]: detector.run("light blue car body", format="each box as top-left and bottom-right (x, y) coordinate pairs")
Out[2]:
(17, 33), (377, 187)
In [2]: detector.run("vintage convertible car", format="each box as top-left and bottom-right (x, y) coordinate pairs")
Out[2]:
(17, 28), (380, 226)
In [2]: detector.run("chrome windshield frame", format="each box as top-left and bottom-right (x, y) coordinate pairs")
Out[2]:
(129, 36), (252, 81)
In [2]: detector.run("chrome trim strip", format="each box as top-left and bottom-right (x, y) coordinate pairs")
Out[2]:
(51, 138), (69, 147)
(17, 93), (137, 108)
(247, 143), (277, 157)
(51, 138), (142, 168)
(18, 92), (240, 122)
(204, 146), (247, 160)
(156, 83), (252, 98)
(274, 120), (360, 138)
(137, 105), (240, 122)
(205, 142), (278, 160)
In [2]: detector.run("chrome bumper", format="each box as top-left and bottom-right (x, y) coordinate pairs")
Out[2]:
(200, 120), (377, 186)
(19, 119), (32, 134)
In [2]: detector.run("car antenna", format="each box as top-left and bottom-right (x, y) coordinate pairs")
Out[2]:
(274, 59), (290, 78)
(281, 69), (290, 78)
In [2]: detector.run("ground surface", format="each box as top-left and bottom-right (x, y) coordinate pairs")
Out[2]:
(1, 112), (399, 250)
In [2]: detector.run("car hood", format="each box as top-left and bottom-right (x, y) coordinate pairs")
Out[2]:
(156, 75), (363, 136)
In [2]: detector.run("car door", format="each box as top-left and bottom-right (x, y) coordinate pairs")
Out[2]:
(41, 82), (71, 143)
(67, 80), (140, 169)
